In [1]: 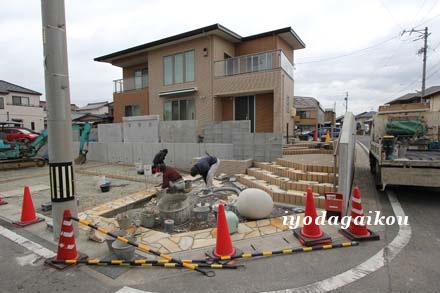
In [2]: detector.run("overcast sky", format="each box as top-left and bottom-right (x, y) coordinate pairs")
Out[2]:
(1, 0), (440, 116)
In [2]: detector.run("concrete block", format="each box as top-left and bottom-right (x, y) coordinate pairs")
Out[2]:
(160, 120), (197, 143)
(132, 143), (143, 164)
(98, 123), (123, 143)
(107, 143), (133, 163)
(123, 115), (160, 143)
(89, 129), (99, 142)
(87, 142), (108, 162)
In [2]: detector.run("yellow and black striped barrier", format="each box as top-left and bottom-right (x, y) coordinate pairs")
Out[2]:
(50, 259), (243, 269)
(70, 216), (215, 277)
(211, 241), (359, 261)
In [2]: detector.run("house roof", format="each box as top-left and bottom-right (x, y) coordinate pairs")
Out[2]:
(0, 80), (42, 95)
(294, 96), (320, 109)
(77, 101), (109, 111)
(387, 85), (440, 104)
(95, 24), (305, 63)
(355, 111), (377, 119)
(387, 93), (420, 105)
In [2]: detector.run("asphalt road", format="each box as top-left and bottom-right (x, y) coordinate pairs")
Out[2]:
(349, 135), (440, 292)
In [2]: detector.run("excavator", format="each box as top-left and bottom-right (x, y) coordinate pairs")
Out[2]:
(0, 122), (92, 170)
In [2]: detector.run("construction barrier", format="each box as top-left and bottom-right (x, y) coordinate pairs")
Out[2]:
(211, 241), (359, 261)
(50, 259), (243, 269)
(70, 216), (215, 277)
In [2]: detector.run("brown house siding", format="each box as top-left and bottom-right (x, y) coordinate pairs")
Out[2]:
(221, 97), (233, 121)
(235, 36), (276, 56)
(276, 37), (293, 63)
(255, 93), (274, 132)
(113, 89), (149, 122)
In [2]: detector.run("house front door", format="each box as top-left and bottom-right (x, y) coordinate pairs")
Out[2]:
(234, 95), (255, 132)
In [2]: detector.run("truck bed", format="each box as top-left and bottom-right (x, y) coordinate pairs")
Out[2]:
(404, 150), (440, 161)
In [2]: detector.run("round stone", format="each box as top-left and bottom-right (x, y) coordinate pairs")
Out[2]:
(236, 188), (273, 220)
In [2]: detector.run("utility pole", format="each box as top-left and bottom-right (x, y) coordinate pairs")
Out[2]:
(344, 92), (348, 113)
(41, 0), (78, 240)
(402, 27), (430, 102)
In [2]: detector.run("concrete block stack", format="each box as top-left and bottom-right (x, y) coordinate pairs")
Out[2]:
(123, 115), (160, 143)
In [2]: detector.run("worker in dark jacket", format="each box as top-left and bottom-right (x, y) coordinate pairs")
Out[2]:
(152, 149), (168, 174)
(190, 155), (219, 188)
(160, 164), (184, 191)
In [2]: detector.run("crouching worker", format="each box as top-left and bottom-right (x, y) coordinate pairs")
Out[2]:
(160, 164), (185, 193)
(152, 149), (168, 174)
(190, 155), (219, 188)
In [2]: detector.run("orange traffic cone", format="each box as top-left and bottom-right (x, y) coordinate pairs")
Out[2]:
(207, 203), (240, 258)
(293, 187), (332, 246)
(45, 209), (87, 269)
(0, 196), (7, 205)
(14, 186), (43, 227)
(340, 187), (380, 241)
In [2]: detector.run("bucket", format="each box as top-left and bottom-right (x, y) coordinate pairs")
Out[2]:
(112, 236), (136, 261)
(164, 219), (174, 234)
(193, 206), (210, 222)
(135, 161), (144, 174)
(140, 211), (156, 228)
(105, 230), (127, 254)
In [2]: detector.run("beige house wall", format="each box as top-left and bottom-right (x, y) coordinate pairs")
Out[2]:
(148, 36), (213, 131)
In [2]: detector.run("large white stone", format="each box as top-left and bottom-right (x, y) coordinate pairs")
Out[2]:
(236, 188), (273, 220)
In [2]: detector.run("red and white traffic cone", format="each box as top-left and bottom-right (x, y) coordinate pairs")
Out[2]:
(45, 209), (87, 269)
(339, 187), (380, 241)
(293, 187), (332, 246)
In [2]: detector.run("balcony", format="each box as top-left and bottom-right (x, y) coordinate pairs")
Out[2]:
(214, 49), (293, 79)
(113, 76), (148, 93)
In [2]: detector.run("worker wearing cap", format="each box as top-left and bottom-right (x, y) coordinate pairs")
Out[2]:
(152, 149), (168, 174)
(159, 164), (184, 192)
(190, 155), (219, 188)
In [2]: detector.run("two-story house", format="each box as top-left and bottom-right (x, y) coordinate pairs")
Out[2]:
(294, 96), (325, 132)
(0, 80), (45, 131)
(95, 24), (305, 133)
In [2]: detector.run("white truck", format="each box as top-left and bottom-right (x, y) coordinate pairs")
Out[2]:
(369, 103), (440, 190)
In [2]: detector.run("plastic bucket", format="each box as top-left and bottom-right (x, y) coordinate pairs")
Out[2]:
(140, 211), (155, 228)
(112, 236), (136, 261)
(193, 206), (210, 222)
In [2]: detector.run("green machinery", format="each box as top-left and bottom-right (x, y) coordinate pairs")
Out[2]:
(0, 122), (92, 169)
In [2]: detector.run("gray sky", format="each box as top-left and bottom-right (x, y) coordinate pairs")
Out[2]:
(1, 0), (440, 116)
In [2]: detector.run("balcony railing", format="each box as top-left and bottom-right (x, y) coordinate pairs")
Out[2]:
(113, 76), (148, 93)
(214, 49), (294, 79)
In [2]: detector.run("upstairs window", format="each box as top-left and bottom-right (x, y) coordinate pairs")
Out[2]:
(134, 68), (148, 89)
(12, 96), (30, 106)
(0, 97), (4, 109)
(163, 50), (195, 85)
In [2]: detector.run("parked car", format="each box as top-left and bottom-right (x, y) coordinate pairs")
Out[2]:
(0, 128), (39, 143)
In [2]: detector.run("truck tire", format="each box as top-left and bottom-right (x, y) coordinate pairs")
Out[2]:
(369, 152), (376, 174)
(374, 159), (383, 190)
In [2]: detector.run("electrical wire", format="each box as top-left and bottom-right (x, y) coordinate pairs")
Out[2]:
(295, 35), (399, 65)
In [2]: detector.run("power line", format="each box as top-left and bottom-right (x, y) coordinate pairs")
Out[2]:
(377, 0), (404, 30)
(295, 35), (399, 65)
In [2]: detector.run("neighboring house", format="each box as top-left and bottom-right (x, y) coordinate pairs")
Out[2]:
(39, 101), (79, 112)
(76, 101), (111, 115)
(95, 24), (305, 133)
(386, 86), (440, 111)
(0, 80), (44, 131)
(324, 108), (336, 126)
(355, 110), (377, 133)
(293, 96), (324, 132)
